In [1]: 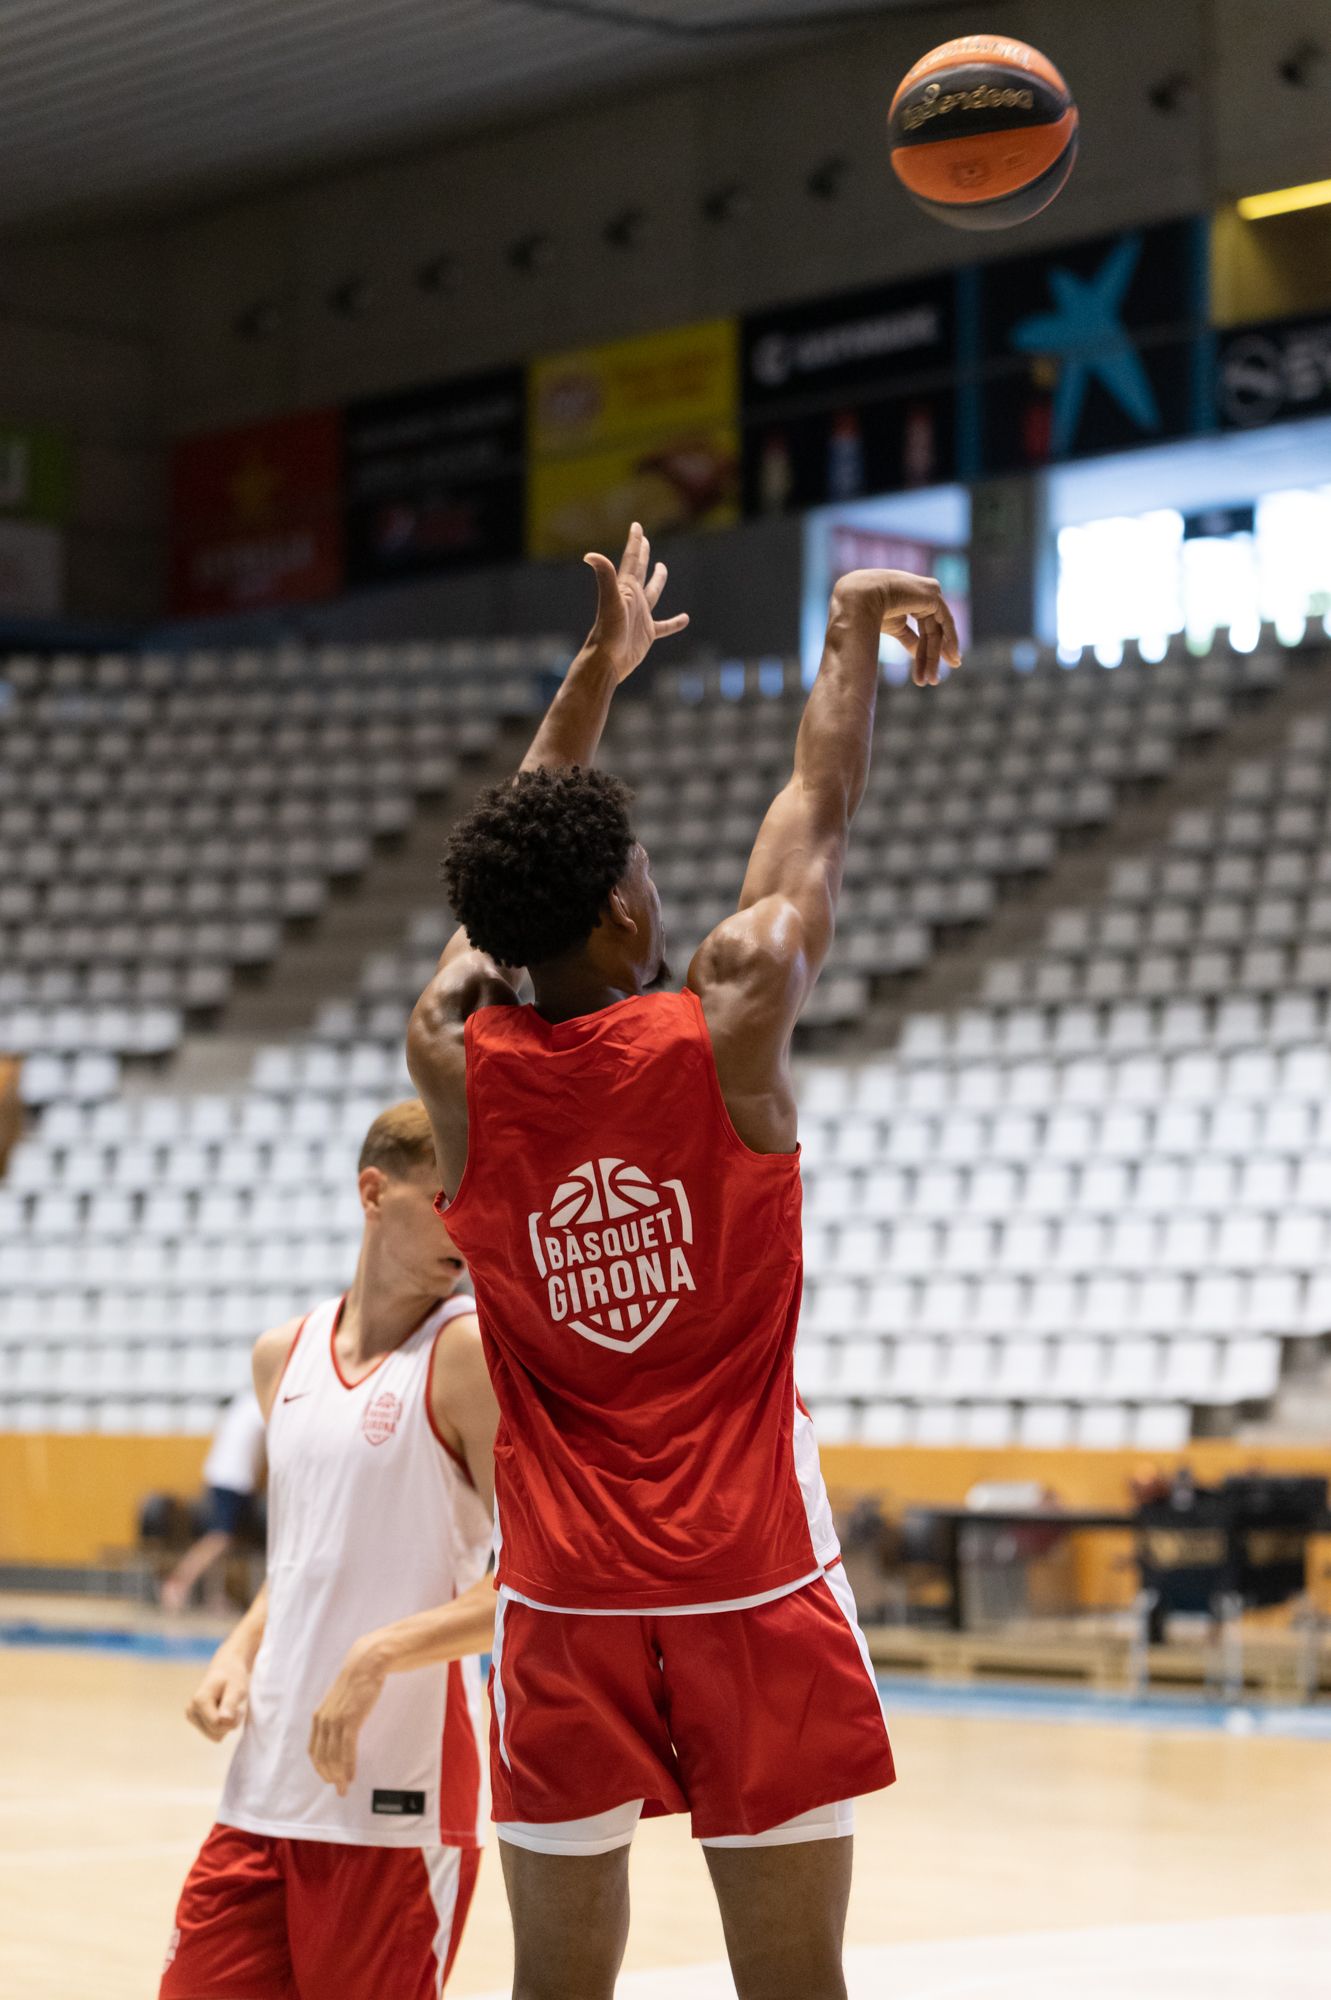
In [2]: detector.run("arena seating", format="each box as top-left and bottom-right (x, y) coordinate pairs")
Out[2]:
(1, 626), (1324, 1442)
(615, 638), (1279, 1024)
(0, 633), (569, 1431)
(0, 640), (559, 1104)
(0, 1080), (389, 1434)
(796, 654), (1331, 1450)
(307, 635), (1284, 1045)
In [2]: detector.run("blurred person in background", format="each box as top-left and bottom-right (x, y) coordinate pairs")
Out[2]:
(160, 1388), (266, 1613)
(160, 1100), (498, 2000)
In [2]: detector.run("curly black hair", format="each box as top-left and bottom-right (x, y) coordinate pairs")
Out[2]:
(441, 765), (636, 967)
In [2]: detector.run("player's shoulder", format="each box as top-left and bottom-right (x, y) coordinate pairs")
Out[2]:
(432, 1298), (483, 1358)
(689, 900), (809, 1009)
(253, 1312), (306, 1364)
(408, 952), (520, 1064)
(429, 1302), (493, 1410)
(251, 1314), (306, 1414)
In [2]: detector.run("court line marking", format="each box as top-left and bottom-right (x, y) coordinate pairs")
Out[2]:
(875, 1674), (1331, 1739)
(9, 1623), (1330, 1740)
(0, 1621), (220, 1660)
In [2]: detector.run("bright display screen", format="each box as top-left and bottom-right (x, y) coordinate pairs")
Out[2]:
(1056, 484), (1331, 657)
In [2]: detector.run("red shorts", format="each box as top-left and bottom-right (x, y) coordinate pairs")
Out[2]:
(489, 1565), (894, 1840)
(159, 1824), (479, 2000)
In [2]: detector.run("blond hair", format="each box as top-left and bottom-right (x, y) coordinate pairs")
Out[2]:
(357, 1099), (438, 1180)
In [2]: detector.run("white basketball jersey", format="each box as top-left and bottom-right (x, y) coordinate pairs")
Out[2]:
(219, 1294), (491, 1849)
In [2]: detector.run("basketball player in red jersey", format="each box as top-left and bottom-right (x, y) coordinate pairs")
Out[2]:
(409, 524), (960, 2000)
(160, 1101), (499, 2000)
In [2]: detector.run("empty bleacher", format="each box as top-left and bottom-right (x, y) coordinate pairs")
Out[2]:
(794, 645), (1331, 1451)
(303, 633), (1288, 1047)
(0, 639), (558, 1105)
(616, 637), (1279, 1024)
(3, 623), (1329, 1443)
(0, 1079), (389, 1434)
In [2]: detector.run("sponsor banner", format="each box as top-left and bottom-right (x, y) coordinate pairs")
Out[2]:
(528, 425), (739, 558)
(979, 217), (1202, 360)
(978, 218), (1205, 471)
(0, 518), (63, 616)
(982, 333), (1199, 473)
(1217, 313), (1331, 430)
(743, 385), (954, 515)
(344, 367), (525, 583)
(169, 409), (343, 616)
(0, 425), (73, 524)
(530, 318), (736, 458)
(825, 524), (937, 584)
(741, 272), (955, 414)
(528, 320), (738, 557)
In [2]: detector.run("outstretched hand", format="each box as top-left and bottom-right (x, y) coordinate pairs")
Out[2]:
(584, 521), (690, 684)
(831, 568), (962, 688)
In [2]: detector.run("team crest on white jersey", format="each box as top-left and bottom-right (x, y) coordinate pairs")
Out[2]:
(362, 1389), (402, 1446)
(529, 1156), (697, 1352)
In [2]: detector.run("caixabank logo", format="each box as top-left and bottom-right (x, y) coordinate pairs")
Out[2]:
(527, 1157), (697, 1352)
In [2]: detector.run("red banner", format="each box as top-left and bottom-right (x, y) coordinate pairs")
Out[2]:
(169, 409), (343, 615)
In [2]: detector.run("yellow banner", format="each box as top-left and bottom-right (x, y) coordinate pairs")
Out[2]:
(527, 423), (739, 559)
(530, 319), (737, 458)
(527, 319), (739, 557)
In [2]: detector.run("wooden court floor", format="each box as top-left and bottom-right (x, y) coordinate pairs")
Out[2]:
(1, 1633), (1328, 1999)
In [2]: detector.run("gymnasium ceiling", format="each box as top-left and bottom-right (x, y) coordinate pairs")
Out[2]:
(0, 0), (938, 233)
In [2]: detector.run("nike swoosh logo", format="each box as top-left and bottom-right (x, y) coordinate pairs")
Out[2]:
(282, 1391), (311, 1404)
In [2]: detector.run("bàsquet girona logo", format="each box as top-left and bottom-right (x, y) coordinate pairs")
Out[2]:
(528, 1157), (697, 1352)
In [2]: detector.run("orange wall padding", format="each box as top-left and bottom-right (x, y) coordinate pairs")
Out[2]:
(0, 1434), (210, 1565)
(3, 1436), (1330, 1604)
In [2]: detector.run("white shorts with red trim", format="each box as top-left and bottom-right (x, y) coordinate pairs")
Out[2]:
(489, 1563), (894, 1844)
(498, 1795), (856, 1855)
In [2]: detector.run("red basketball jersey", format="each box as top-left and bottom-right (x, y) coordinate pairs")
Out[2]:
(438, 987), (839, 1610)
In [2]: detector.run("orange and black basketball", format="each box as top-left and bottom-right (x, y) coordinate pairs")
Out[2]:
(888, 35), (1078, 230)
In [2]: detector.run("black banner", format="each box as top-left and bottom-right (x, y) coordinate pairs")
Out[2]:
(741, 274), (955, 511)
(741, 272), (955, 414)
(979, 217), (1201, 360)
(977, 218), (1204, 472)
(743, 386), (955, 515)
(1216, 312), (1331, 430)
(981, 335), (1199, 474)
(344, 368), (524, 583)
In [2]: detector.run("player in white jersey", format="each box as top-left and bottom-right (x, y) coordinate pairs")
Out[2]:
(160, 1387), (266, 1611)
(161, 1100), (499, 2000)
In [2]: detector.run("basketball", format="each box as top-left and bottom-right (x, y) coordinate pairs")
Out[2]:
(888, 35), (1078, 230)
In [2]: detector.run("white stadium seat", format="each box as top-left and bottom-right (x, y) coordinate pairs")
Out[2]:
(8, 639), (1329, 1441)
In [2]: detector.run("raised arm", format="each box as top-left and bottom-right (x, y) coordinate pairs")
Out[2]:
(520, 521), (686, 774)
(408, 524), (689, 1191)
(688, 569), (960, 1152)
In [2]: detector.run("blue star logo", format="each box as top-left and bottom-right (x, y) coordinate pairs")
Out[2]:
(1010, 234), (1160, 455)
